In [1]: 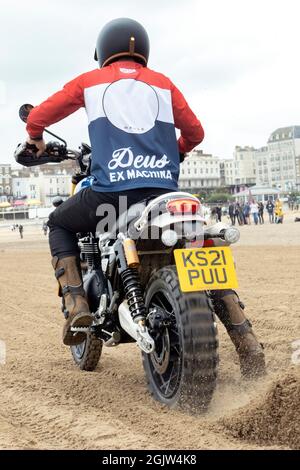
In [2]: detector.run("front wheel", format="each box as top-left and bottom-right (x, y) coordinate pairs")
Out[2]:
(70, 333), (102, 371)
(143, 266), (218, 411)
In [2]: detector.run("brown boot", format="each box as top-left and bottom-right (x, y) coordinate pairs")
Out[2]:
(217, 293), (266, 378)
(52, 256), (93, 346)
(228, 321), (266, 378)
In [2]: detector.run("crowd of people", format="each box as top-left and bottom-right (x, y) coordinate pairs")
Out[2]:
(213, 198), (285, 226)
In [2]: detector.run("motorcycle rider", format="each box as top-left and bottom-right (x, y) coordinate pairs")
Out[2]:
(25, 18), (265, 377)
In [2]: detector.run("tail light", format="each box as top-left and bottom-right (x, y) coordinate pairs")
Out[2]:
(186, 238), (214, 248)
(166, 198), (200, 215)
(203, 239), (215, 247)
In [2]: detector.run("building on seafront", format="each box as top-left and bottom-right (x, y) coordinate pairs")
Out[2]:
(1, 124), (299, 204)
(178, 150), (221, 193)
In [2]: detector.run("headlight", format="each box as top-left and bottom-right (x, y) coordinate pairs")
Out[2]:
(161, 229), (178, 247)
(224, 227), (240, 244)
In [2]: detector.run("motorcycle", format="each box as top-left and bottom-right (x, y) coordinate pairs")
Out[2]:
(15, 104), (240, 410)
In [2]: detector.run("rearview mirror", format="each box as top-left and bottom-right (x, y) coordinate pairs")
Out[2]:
(19, 104), (34, 123)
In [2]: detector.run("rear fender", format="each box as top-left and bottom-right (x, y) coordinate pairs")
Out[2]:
(137, 213), (205, 242)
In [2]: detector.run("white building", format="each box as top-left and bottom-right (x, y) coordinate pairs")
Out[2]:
(254, 146), (269, 186)
(296, 154), (300, 190)
(12, 173), (41, 200)
(179, 150), (221, 192)
(39, 173), (71, 206)
(12, 171), (71, 206)
(264, 126), (300, 191)
(220, 159), (235, 186)
(221, 127), (300, 192)
(220, 147), (257, 190)
(233, 146), (256, 186)
(0, 164), (13, 199)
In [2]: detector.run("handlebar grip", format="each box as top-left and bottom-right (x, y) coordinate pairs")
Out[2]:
(14, 142), (68, 167)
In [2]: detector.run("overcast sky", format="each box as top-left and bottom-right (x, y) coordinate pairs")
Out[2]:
(0, 0), (299, 164)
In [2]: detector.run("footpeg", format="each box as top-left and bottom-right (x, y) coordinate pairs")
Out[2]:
(70, 326), (90, 333)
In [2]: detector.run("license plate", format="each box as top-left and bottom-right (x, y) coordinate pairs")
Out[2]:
(174, 247), (238, 292)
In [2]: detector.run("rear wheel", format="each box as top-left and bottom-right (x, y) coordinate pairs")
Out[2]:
(70, 333), (102, 371)
(143, 266), (218, 411)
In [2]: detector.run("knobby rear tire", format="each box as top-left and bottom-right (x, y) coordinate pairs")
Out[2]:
(143, 266), (218, 412)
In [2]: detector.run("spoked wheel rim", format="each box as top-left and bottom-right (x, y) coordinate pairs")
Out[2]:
(147, 289), (182, 400)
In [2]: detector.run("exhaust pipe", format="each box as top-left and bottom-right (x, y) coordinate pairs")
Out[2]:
(118, 301), (155, 354)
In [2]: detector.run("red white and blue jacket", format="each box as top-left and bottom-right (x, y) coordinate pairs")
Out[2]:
(27, 61), (204, 192)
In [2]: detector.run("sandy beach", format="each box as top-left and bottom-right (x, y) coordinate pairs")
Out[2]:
(0, 211), (299, 449)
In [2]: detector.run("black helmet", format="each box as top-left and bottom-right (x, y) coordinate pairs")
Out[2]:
(94, 18), (150, 68)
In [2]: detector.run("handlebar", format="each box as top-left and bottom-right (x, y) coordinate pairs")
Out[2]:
(16, 102), (92, 172)
(14, 141), (80, 167)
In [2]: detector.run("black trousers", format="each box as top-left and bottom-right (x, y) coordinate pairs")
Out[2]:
(48, 187), (168, 259)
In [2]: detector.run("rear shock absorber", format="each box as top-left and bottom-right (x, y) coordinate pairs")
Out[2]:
(115, 236), (146, 323)
(121, 268), (146, 322)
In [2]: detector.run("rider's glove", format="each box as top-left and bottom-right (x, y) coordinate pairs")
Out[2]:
(26, 137), (47, 157)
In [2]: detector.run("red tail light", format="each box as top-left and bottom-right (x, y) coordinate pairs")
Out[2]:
(166, 198), (200, 215)
(203, 239), (215, 247)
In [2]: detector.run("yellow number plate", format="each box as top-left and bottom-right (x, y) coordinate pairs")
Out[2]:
(174, 247), (238, 292)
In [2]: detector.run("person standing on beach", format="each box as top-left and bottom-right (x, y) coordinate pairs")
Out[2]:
(228, 202), (235, 225)
(243, 202), (251, 225)
(266, 199), (274, 223)
(250, 200), (259, 225)
(258, 202), (264, 224)
(275, 200), (284, 223)
(18, 224), (24, 239)
(216, 206), (222, 222)
(234, 203), (242, 225)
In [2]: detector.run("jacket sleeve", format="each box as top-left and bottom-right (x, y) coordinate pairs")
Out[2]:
(170, 81), (204, 153)
(26, 75), (85, 138)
